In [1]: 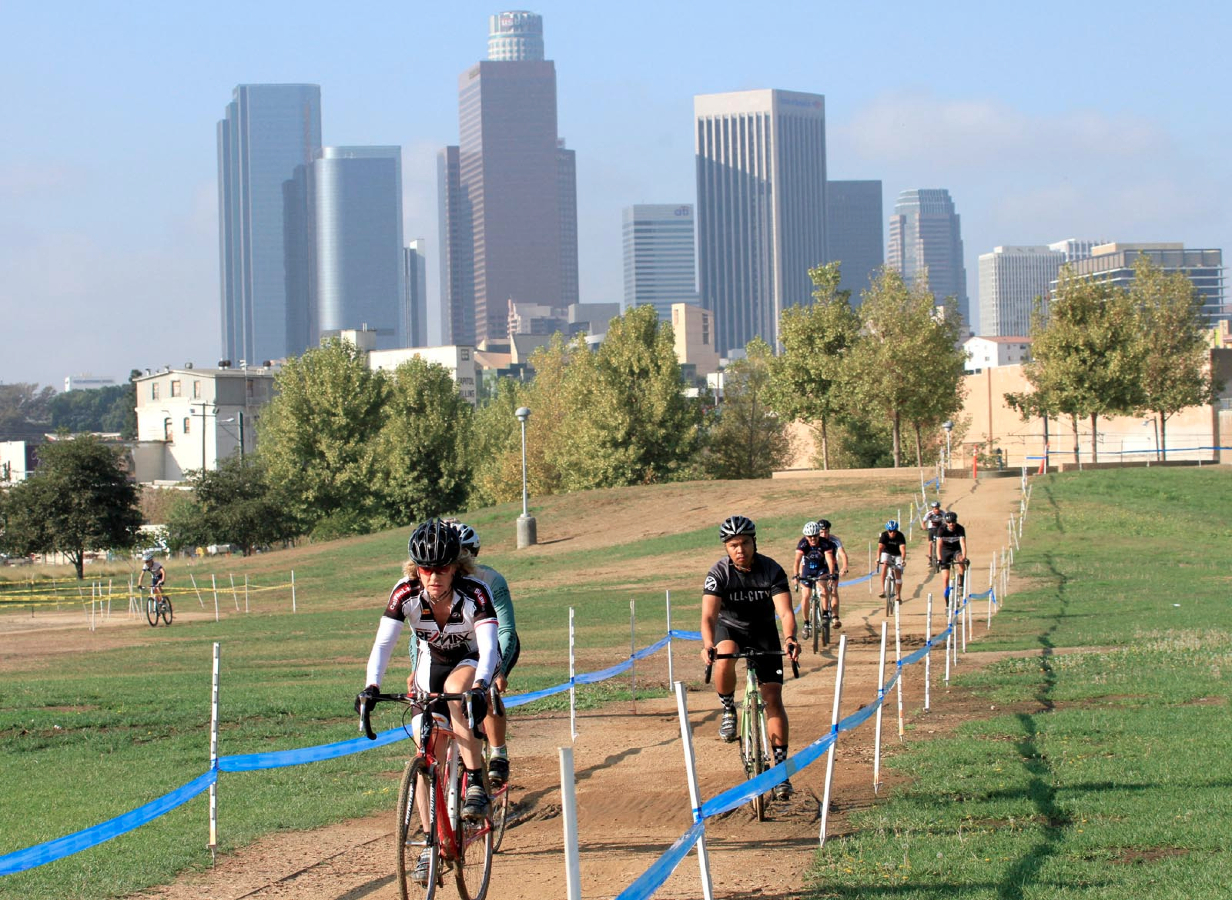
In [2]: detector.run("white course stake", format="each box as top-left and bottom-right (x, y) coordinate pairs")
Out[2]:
(924, 592), (933, 711)
(873, 622), (888, 792)
(894, 600), (905, 742)
(190, 573), (205, 608)
(674, 682), (714, 900)
(944, 594), (952, 686)
(209, 642), (220, 861)
(559, 747), (582, 900)
(230, 574), (239, 611)
(820, 635), (848, 846)
(665, 591), (674, 685)
(291, 570), (297, 612)
(569, 607), (577, 741)
(630, 598), (637, 708)
(211, 574), (220, 622)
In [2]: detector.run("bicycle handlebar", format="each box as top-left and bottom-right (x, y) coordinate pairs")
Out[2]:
(357, 689), (485, 741)
(704, 648), (799, 684)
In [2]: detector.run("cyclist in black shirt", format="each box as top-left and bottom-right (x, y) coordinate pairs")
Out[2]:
(701, 515), (800, 801)
(793, 521), (837, 639)
(935, 511), (969, 600)
(877, 520), (908, 600)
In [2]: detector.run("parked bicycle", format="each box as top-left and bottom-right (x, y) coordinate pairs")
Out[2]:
(360, 689), (502, 900)
(705, 648), (798, 821)
(144, 587), (172, 627)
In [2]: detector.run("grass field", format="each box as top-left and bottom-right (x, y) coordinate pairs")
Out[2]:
(806, 467), (1232, 899)
(0, 475), (919, 899)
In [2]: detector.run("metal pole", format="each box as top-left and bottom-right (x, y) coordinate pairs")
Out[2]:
(559, 747), (582, 900)
(819, 635), (847, 846)
(873, 622), (887, 792)
(520, 419), (529, 518)
(569, 607), (577, 741)
(209, 642), (220, 861)
(674, 681), (715, 900)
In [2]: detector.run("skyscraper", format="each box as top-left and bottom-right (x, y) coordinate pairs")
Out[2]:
(887, 189), (968, 323)
(826, 180), (884, 302)
(312, 147), (405, 348)
(695, 89), (828, 357)
(218, 84), (322, 364)
(1048, 238), (1108, 263)
(1061, 243), (1226, 327)
(622, 204), (697, 319)
(438, 11), (578, 345)
(978, 246), (1064, 337)
(405, 240), (429, 347)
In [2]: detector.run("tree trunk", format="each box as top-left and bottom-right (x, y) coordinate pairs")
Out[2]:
(1158, 412), (1167, 461)
(820, 418), (829, 471)
(1071, 415), (1080, 464)
(1090, 413), (1099, 464)
(912, 422), (923, 468)
(72, 550), (84, 580)
(892, 410), (902, 468)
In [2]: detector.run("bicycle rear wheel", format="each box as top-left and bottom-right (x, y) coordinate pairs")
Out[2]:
(159, 598), (173, 626)
(396, 758), (438, 900)
(490, 781), (510, 852)
(145, 595), (159, 627)
(810, 595), (820, 655)
(451, 758), (493, 900)
(820, 605), (831, 649)
(885, 576), (894, 617)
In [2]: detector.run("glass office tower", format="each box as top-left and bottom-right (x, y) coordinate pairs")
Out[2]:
(217, 84), (321, 364)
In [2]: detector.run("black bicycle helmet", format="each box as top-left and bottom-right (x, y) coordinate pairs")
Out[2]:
(816, 519), (832, 530)
(408, 518), (460, 567)
(944, 511), (958, 524)
(718, 515), (756, 542)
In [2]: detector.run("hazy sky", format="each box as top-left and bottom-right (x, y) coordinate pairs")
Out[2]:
(3, 0), (1228, 389)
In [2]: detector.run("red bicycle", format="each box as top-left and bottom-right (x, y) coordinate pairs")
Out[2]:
(361, 690), (498, 900)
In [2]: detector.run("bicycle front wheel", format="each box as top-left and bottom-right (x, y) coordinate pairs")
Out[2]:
(160, 598), (173, 626)
(145, 596), (159, 627)
(885, 577), (895, 617)
(490, 781), (510, 852)
(396, 758), (438, 900)
(741, 696), (767, 821)
(810, 595), (820, 655)
(450, 762), (493, 900)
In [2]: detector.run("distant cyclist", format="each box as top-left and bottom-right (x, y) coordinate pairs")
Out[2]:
(877, 520), (907, 600)
(921, 501), (945, 565)
(359, 518), (499, 884)
(454, 521), (519, 789)
(815, 519), (848, 626)
(935, 511), (969, 600)
(793, 521), (837, 638)
(138, 550), (166, 602)
(701, 515), (800, 801)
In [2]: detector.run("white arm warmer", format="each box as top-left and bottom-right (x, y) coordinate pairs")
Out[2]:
(365, 616), (404, 688)
(474, 619), (499, 686)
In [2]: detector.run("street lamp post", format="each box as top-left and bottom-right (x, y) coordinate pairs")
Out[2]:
(515, 407), (537, 548)
(942, 420), (954, 470)
(1143, 418), (1159, 461)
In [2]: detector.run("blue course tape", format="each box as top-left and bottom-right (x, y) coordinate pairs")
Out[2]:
(219, 725), (408, 772)
(503, 680), (572, 708)
(0, 770), (217, 876)
(613, 820), (705, 900)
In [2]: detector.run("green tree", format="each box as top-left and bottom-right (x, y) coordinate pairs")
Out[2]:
(47, 382), (137, 438)
(769, 262), (860, 469)
(847, 268), (952, 467)
(0, 435), (141, 578)
(376, 356), (474, 522)
(705, 338), (792, 479)
(1011, 267), (1140, 463)
(1128, 256), (1220, 460)
(469, 376), (532, 507)
(180, 457), (296, 556)
(0, 383), (54, 437)
(256, 338), (389, 536)
(555, 305), (701, 489)
(900, 301), (966, 466)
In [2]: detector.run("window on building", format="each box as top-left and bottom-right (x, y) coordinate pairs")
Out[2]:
(164, 418), (173, 442)
(183, 417), (191, 434)
(151, 383), (160, 400)
(192, 380), (201, 399)
(170, 380), (182, 398)
(461, 348), (471, 361)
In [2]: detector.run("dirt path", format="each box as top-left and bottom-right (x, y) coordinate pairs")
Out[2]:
(132, 474), (1023, 900)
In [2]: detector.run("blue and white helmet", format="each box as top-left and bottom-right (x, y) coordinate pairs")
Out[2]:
(885, 520), (899, 532)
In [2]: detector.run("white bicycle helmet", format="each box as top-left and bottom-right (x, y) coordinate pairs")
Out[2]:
(802, 521), (821, 537)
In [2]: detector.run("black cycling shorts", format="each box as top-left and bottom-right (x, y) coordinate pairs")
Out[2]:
(714, 619), (785, 685)
(939, 554), (964, 571)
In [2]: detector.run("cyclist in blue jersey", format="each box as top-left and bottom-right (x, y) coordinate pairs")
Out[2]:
(453, 521), (519, 788)
(701, 515), (800, 801)
(793, 521), (838, 638)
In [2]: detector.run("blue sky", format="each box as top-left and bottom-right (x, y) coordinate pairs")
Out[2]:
(2, 0), (1228, 388)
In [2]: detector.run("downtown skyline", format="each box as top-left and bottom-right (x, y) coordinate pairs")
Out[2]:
(3, 1), (1229, 388)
